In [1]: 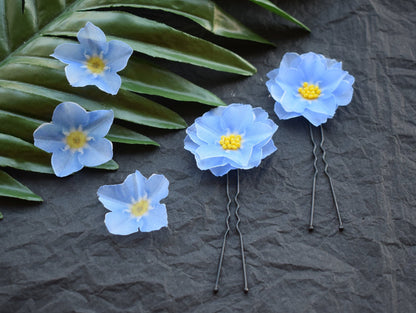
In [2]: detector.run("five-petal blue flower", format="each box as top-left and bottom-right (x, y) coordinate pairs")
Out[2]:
(51, 22), (133, 95)
(266, 52), (355, 126)
(184, 103), (278, 177)
(33, 101), (114, 177)
(97, 170), (169, 235)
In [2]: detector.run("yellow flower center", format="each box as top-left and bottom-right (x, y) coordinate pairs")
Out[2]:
(66, 131), (87, 149)
(298, 82), (321, 100)
(130, 199), (150, 217)
(219, 134), (242, 150)
(86, 56), (106, 74)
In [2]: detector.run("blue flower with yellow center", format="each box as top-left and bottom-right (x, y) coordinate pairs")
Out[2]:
(184, 103), (278, 176)
(51, 22), (133, 95)
(33, 102), (114, 177)
(266, 52), (355, 126)
(97, 170), (169, 235)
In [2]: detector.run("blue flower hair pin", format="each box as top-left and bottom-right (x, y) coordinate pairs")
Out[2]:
(184, 103), (278, 293)
(266, 52), (355, 231)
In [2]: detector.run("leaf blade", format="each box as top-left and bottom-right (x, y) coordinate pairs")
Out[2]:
(0, 169), (43, 201)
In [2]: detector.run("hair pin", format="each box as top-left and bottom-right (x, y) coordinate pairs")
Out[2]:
(184, 103), (278, 293)
(266, 52), (354, 231)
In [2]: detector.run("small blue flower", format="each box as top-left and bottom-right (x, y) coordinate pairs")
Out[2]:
(51, 22), (133, 95)
(266, 52), (355, 126)
(33, 102), (114, 177)
(97, 170), (169, 235)
(184, 103), (278, 177)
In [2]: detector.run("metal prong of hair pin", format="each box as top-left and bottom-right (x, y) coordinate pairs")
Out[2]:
(184, 103), (278, 293)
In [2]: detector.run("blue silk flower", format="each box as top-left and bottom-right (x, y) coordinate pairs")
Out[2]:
(266, 52), (355, 126)
(51, 22), (133, 95)
(184, 103), (278, 177)
(97, 170), (169, 235)
(33, 101), (114, 177)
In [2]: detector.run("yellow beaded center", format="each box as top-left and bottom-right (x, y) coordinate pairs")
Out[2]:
(130, 199), (150, 217)
(219, 134), (242, 150)
(86, 56), (106, 74)
(66, 131), (87, 149)
(298, 82), (321, 100)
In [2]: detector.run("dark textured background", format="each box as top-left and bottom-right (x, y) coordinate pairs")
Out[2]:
(1, 0), (415, 312)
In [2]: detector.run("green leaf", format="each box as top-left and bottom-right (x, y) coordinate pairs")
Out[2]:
(106, 125), (159, 146)
(43, 11), (257, 75)
(0, 133), (53, 174)
(249, 0), (310, 32)
(92, 160), (119, 170)
(0, 169), (43, 202)
(78, 0), (273, 45)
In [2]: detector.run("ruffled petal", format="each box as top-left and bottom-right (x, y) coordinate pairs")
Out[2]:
(51, 43), (85, 65)
(51, 149), (83, 177)
(266, 79), (284, 102)
(333, 80), (354, 106)
(104, 40), (133, 72)
(299, 52), (326, 82)
(52, 102), (89, 130)
(276, 67), (305, 90)
(306, 95), (337, 116)
(195, 121), (222, 145)
(220, 104), (254, 133)
(279, 52), (301, 71)
(280, 91), (308, 113)
(274, 101), (302, 120)
(302, 109), (330, 126)
(260, 139), (278, 159)
(319, 68), (347, 93)
(33, 123), (65, 153)
(209, 164), (236, 177)
(104, 211), (139, 235)
(266, 68), (279, 80)
(145, 174), (169, 203)
(78, 138), (113, 167)
(84, 109), (114, 138)
(139, 204), (168, 232)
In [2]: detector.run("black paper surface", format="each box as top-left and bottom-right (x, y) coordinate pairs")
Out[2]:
(1, 0), (415, 312)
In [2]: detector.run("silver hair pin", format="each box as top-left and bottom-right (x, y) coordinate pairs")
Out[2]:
(309, 124), (344, 231)
(214, 170), (248, 294)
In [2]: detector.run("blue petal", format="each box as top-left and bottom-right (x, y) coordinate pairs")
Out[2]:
(302, 109), (330, 126)
(33, 123), (65, 153)
(333, 80), (354, 106)
(94, 72), (122, 95)
(252, 107), (269, 123)
(319, 68), (347, 93)
(220, 104), (254, 133)
(78, 138), (113, 167)
(51, 149), (83, 177)
(51, 43), (85, 65)
(196, 156), (228, 171)
(274, 101), (302, 120)
(125, 170), (147, 200)
(184, 134), (199, 154)
(195, 122), (221, 145)
(275, 67), (305, 90)
(52, 102), (88, 130)
(65, 63), (95, 87)
(195, 144), (227, 160)
(306, 95), (337, 116)
(210, 164), (236, 176)
(279, 52), (301, 71)
(77, 22), (108, 55)
(104, 40), (133, 72)
(266, 79), (284, 102)
(266, 68), (279, 80)
(145, 174), (169, 203)
(243, 123), (275, 146)
(260, 139), (277, 159)
(280, 91), (308, 113)
(104, 211), (139, 235)
(299, 52), (326, 82)
(84, 109), (114, 138)
(139, 204), (168, 232)
(97, 185), (132, 212)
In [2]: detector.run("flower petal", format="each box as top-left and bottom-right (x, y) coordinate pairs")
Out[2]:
(220, 104), (254, 133)
(104, 40), (133, 72)
(104, 211), (139, 235)
(266, 79), (284, 102)
(52, 102), (88, 130)
(77, 22), (108, 55)
(274, 101), (302, 120)
(260, 139), (278, 159)
(84, 109), (114, 138)
(51, 43), (85, 65)
(306, 95), (337, 116)
(319, 68), (347, 93)
(64, 63), (94, 87)
(276, 67), (305, 90)
(97, 185), (133, 211)
(78, 138), (113, 167)
(94, 72), (122, 95)
(299, 52), (326, 82)
(279, 52), (301, 71)
(33, 123), (65, 153)
(145, 174), (169, 203)
(280, 91), (308, 113)
(139, 204), (168, 232)
(209, 164), (236, 176)
(266, 68), (279, 80)
(51, 150), (83, 177)
(333, 80), (354, 106)
(302, 109), (330, 126)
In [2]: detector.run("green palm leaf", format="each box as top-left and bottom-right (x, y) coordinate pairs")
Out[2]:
(0, 0), (307, 201)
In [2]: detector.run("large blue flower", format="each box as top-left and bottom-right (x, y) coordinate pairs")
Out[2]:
(51, 22), (133, 95)
(184, 103), (278, 177)
(97, 170), (169, 235)
(33, 102), (114, 177)
(266, 52), (355, 126)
